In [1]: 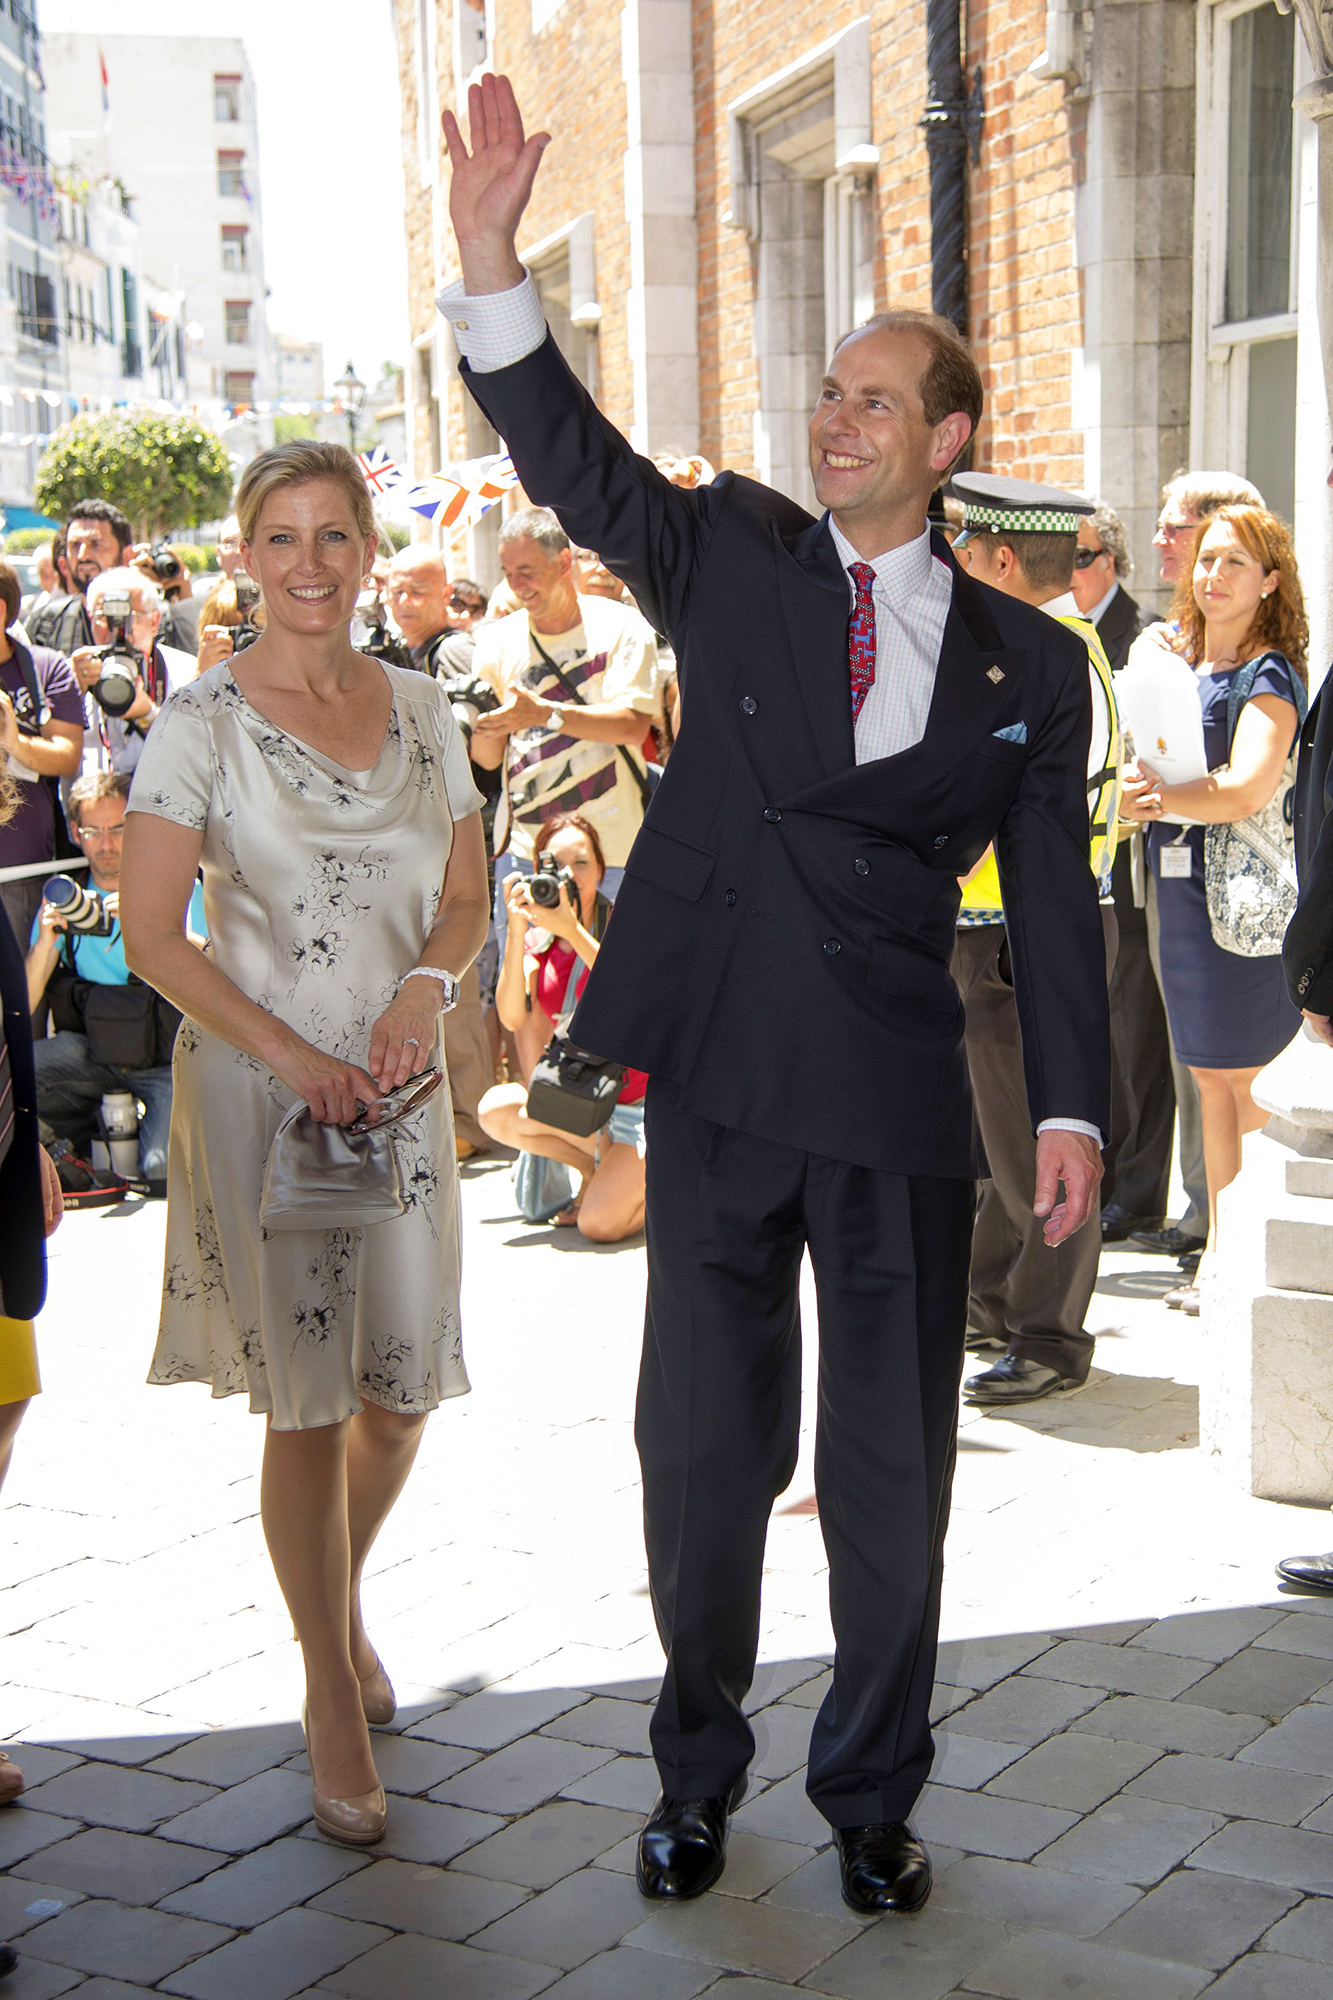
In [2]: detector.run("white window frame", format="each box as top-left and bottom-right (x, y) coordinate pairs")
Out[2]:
(1190, 0), (1300, 475)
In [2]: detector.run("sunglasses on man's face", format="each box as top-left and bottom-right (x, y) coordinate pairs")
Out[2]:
(1073, 547), (1107, 570)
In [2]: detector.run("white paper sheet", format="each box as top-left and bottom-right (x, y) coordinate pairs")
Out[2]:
(1114, 636), (1208, 823)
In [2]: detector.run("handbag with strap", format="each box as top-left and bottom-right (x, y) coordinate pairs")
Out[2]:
(524, 946), (625, 1138)
(1204, 651), (1308, 958)
(260, 1097), (405, 1232)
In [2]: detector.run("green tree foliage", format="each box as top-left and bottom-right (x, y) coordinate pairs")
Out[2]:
(273, 412), (317, 444)
(34, 411), (234, 540)
(3, 527), (55, 552)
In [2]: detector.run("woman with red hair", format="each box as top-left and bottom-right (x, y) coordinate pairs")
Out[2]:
(1122, 505), (1306, 1304)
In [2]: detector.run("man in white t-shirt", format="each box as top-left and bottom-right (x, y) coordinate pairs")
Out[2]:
(470, 507), (658, 926)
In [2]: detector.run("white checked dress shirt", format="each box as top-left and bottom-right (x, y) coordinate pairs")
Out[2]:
(437, 273), (1097, 1141)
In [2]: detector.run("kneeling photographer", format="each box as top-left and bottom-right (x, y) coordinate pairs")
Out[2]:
(479, 811), (645, 1242)
(69, 569), (196, 775)
(25, 773), (204, 1195)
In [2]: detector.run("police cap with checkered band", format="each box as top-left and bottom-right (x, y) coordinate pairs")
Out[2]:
(949, 472), (1096, 546)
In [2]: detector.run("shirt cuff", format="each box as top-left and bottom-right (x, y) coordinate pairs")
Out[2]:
(436, 272), (546, 373)
(1036, 1118), (1104, 1144)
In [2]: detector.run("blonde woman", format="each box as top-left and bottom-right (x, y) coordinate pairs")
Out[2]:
(119, 441), (489, 1844)
(1121, 506), (1306, 1303)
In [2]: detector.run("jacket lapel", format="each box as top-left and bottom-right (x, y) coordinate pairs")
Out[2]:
(781, 533), (1023, 807)
(771, 514), (856, 780)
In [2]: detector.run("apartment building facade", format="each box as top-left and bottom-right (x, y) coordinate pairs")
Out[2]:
(43, 31), (273, 418)
(395, 0), (1327, 651)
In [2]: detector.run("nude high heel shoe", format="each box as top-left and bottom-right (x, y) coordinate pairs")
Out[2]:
(358, 1657), (396, 1727)
(301, 1703), (387, 1846)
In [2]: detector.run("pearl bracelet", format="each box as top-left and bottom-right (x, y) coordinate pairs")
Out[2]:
(398, 966), (459, 1012)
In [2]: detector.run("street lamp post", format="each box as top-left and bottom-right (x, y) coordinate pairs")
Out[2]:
(334, 360), (365, 454)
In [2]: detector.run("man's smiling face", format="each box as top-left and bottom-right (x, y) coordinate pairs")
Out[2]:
(808, 326), (961, 530)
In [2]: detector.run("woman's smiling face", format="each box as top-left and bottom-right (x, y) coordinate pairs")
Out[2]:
(242, 478), (377, 639)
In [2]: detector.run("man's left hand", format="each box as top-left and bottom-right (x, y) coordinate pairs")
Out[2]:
(1305, 1010), (1333, 1048)
(1033, 1128), (1103, 1247)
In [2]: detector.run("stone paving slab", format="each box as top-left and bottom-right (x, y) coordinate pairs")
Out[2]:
(19, 1899), (233, 1983)
(15, 1187), (1333, 1992)
(158, 1907), (390, 2000)
(309, 1856), (528, 1941)
(155, 1836), (369, 1928)
(12, 1828), (227, 1904)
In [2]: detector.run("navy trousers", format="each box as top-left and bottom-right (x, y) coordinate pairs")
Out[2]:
(637, 1080), (973, 1829)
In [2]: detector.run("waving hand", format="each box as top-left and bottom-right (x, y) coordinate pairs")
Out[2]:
(442, 74), (550, 293)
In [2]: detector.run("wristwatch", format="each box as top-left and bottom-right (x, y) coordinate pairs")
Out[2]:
(399, 966), (460, 1012)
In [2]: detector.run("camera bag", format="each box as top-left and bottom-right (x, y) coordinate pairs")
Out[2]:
(524, 952), (624, 1137)
(50, 931), (182, 1069)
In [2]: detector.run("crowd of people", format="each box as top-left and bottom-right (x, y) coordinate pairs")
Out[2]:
(0, 65), (1326, 1957)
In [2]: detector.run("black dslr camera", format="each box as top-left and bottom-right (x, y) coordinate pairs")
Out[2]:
(528, 852), (578, 910)
(353, 590), (415, 674)
(232, 570), (262, 654)
(87, 588), (143, 717)
(147, 540), (184, 588)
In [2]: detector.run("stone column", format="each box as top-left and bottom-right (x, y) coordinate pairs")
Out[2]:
(621, 0), (700, 455)
(1200, 0), (1333, 1502)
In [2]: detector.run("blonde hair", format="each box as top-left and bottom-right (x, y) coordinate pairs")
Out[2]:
(199, 577), (265, 631)
(234, 440), (374, 545)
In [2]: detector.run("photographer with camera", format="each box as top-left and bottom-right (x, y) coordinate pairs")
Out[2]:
(69, 568), (196, 776)
(26, 499), (133, 657)
(196, 573), (266, 674)
(479, 812), (646, 1240)
(133, 542), (201, 655)
(25, 771), (203, 1195)
(386, 546), (484, 682)
(0, 560), (85, 944)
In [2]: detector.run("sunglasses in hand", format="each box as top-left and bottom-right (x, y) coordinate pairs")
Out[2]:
(345, 1068), (444, 1135)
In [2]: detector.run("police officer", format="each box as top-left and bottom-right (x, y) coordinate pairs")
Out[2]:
(948, 474), (1122, 1404)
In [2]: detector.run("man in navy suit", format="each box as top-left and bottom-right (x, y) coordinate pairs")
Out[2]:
(441, 76), (1109, 1915)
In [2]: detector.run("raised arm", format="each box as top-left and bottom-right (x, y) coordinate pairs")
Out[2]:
(440, 75), (713, 635)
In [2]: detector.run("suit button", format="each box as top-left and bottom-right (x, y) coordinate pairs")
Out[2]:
(725, 889), (737, 907)
(740, 695), (758, 715)
(933, 834), (950, 849)
(854, 857), (870, 876)
(824, 938), (841, 956)
(764, 807), (782, 823)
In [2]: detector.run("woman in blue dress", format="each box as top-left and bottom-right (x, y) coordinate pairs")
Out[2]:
(1121, 505), (1306, 1287)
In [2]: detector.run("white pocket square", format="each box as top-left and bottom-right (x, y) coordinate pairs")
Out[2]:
(992, 722), (1027, 744)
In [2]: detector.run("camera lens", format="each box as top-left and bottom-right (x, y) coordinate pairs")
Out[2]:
(528, 873), (559, 908)
(44, 874), (107, 933)
(92, 659), (138, 717)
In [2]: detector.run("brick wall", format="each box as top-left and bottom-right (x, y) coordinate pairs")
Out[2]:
(395, 0), (1190, 560)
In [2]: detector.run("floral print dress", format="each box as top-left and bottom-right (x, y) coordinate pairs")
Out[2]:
(127, 662), (483, 1430)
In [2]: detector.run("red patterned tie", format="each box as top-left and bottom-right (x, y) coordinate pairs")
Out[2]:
(847, 561), (877, 719)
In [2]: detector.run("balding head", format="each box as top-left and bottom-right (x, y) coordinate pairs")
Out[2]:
(387, 544), (452, 648)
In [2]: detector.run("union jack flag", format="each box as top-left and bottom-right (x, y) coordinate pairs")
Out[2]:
(404, 451), (517, 531)
(356, 445), (401, 496)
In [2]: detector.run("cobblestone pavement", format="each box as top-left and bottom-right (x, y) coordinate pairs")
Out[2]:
(2, 1154), (1333, 1997)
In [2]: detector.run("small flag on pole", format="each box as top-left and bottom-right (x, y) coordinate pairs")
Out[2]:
(404, 451), (517, 531)
(98, 48), (109, 115)
(356, 445), (401, 496)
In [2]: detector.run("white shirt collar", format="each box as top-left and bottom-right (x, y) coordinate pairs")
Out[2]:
(1041, 591), (1081, 620)
(827, 516), (936, 596)
(1087, 580), (1120, 626)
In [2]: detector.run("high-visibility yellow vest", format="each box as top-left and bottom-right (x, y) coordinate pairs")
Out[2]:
(959, 612), (1123, 920)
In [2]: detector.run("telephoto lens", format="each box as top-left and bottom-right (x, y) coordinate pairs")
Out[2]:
(43, 874), (114, 935)
(90, 656), (139, 716)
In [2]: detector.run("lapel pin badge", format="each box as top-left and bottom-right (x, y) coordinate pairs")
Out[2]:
(986, 665), (1005, 685)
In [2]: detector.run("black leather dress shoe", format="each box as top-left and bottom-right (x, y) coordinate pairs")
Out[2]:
(1276, 1551), (1333, 1592)
(835, 1823), (932, 1913)
(1100, 1207), (1160, 1243)
(964, 1354), (1086, 1405)
(1132, 1224), (1207, 1258)
(636, 1780), (745, 1899)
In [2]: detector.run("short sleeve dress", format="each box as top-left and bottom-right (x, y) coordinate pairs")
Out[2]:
(128, 661), (484, 1431)
(1148, 651), (1303, 1070)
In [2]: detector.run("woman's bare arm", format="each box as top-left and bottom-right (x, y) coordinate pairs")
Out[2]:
(119, 811), (382, 1124)
(367, 810), (490, 1090)
(1124, 696), (1298, 826)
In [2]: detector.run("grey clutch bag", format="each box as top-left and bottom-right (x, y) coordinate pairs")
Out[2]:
(260, 1098), (405, 1232)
